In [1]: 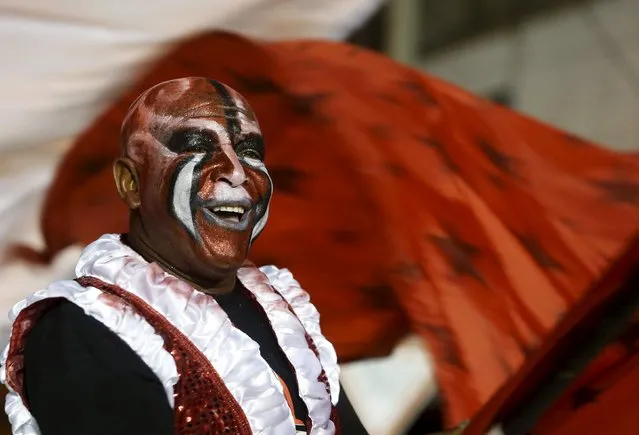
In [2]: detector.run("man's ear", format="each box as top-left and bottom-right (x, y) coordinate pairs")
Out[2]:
(113, 158), (141, 209)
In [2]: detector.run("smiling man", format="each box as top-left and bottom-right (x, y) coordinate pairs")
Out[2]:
(0, 78), (366, 435)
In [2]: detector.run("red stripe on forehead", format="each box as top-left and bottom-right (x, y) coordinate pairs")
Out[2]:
(226, 86), (260, 136)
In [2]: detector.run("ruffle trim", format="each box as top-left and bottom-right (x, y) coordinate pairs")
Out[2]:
(1, 234), (338, 435)
(238, 265), (340, 434)
(259, 266), (340, 405)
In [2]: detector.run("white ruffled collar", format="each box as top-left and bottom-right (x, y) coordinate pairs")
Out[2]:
(76, 234), (339, 434)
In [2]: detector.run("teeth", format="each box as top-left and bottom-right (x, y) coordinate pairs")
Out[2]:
(211, 206), (245, 214)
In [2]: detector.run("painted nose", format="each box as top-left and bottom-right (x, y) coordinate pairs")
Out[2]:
(216, 151), (247, 187)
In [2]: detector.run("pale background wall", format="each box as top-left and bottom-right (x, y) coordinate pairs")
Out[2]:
(422, 0), (639, 151)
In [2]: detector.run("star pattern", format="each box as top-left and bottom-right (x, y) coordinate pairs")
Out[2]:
(429, 233), (484, 284)
(591, 178), (639, 205)
(227, 71), (282, 94)
(357, 283), (401, 310)
(398, 79), (437, 105)
(268, 167), (307, 195)
(285, 92), (333, 118)
(414, 135), (459, 172)
(477, 140), (520, 178)
(418, 322), (465, 369)
(516, 234), (564, 270)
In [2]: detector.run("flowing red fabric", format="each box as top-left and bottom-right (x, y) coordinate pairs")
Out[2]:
(465, 235), (639, 434)
(12, 32), (639, 428)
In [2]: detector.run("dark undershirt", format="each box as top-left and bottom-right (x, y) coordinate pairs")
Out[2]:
(23, 284), (367, 434)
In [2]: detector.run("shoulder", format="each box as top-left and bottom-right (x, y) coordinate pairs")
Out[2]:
(25, 299), (166, 382)
(10, 278), (100, 324)
(31, 299), (93, 336)
(26, 299), (126, 360)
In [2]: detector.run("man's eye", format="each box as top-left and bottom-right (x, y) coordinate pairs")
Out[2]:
(167, 130), (213, 154)
(239, 149), (263, 161)
(236, 135), (265, 162)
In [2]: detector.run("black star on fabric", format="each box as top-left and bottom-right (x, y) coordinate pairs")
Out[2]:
(591, 178), (639, 205)
(414, 135), (459, 172)
(397, 79), (437, 105)
(516, 234), (564, 270)
(227, 71), (283, 94)
(429, 234), (484, 284)
(571, 386), (601, 410)
(285, 92), (332, 118)
(357, 283), (400, 310)
(268, 167), (307, 195)
(477, 140), (520, 178)
(417, 323), (466, 369)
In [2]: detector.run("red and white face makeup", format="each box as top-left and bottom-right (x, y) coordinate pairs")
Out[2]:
(121, 78), (272, 278)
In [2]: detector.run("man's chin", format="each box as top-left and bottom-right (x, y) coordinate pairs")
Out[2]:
(194, 234), (251, 270)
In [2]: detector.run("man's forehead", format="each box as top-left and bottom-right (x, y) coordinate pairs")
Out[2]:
(156, 79), (252, 117)
(129, 77), (257, 124)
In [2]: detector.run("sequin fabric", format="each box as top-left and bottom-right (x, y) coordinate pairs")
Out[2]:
(75, 276), (252, 435)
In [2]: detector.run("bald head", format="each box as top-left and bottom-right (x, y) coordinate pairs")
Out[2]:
(120, 77), (259, 160)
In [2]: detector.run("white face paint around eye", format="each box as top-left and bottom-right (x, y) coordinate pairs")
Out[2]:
(171, 153), (205, 239)
(250, 163), (272, 244)
(240, 156), (263, 168)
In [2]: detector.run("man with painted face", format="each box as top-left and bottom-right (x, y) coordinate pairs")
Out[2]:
(0, 78), (366, 435)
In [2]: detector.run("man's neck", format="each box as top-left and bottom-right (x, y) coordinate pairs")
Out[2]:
(124, 229), (236, 296)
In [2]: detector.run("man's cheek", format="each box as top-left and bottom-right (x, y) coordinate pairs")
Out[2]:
(169, 154), (207, 238)
(248, 168), (271, 197)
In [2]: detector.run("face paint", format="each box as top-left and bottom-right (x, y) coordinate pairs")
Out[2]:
(249, 161), (272, 243)
(170, 153), (205, 239)
(120, 77), (273, 282)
